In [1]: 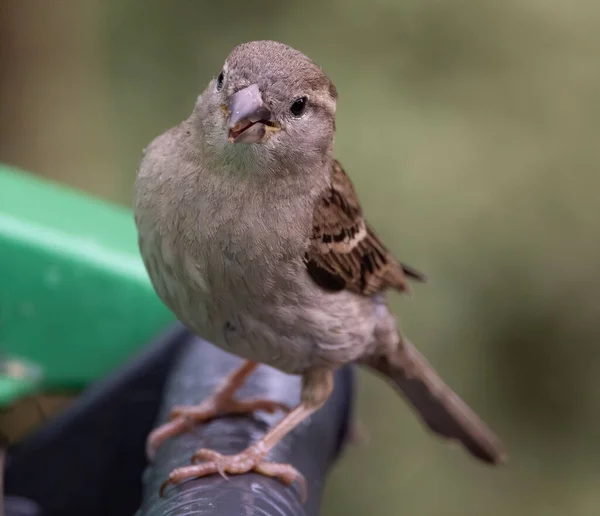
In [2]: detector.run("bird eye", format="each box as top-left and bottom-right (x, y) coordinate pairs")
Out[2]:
(290, 96), (307, 117)
(216, 71), (224, 91)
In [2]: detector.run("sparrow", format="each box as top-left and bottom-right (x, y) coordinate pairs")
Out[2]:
(134, 40), (506, 499)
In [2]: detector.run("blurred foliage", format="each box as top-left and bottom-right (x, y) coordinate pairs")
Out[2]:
(2, 0), (600, 514)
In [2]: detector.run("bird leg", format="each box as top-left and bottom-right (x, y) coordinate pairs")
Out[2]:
(146, 360), (290, 460)
(159, 368), (334, 502)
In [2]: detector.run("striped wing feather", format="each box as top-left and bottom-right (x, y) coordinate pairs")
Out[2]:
(306, 160), (426, 296)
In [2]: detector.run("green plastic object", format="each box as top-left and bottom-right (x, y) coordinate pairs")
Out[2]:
(0, 356), (43, 407)
(0, 164), (174, 407)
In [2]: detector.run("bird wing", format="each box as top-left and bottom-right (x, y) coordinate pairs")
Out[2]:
(305, 159), (427, 295)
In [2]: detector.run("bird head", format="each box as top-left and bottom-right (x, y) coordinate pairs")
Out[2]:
(193, 40), (338, 174)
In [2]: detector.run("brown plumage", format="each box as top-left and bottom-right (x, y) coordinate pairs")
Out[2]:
(306, 159), (427, 295)
(306, 159), (504, 466)
(362, 340), (505, 465)
(135, 40), (506, 499)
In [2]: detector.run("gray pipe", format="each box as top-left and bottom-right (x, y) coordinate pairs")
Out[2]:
(138, 335), (355, 516)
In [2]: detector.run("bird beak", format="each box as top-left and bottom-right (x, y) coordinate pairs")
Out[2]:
(223, 84), (280, 143)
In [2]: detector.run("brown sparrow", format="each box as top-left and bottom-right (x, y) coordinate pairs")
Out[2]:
(134, 40), (505, 499)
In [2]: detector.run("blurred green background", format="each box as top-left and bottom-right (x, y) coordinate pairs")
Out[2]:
(1, 1), (599, 514)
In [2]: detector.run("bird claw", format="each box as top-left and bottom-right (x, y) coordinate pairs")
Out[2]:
(147, 397), (290, 460)
(160, 447), (307, 502)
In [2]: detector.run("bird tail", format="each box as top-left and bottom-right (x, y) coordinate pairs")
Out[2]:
(362, 338), (506, 465)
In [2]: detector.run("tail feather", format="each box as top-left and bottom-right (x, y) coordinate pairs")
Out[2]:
(400, 262), (428, 283)
(363, 339), (506, 465)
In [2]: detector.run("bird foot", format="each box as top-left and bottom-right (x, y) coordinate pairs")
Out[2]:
(160, 447), (306, 501)
(146, 397), (290, 460)
(170, 397), (290, 420)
